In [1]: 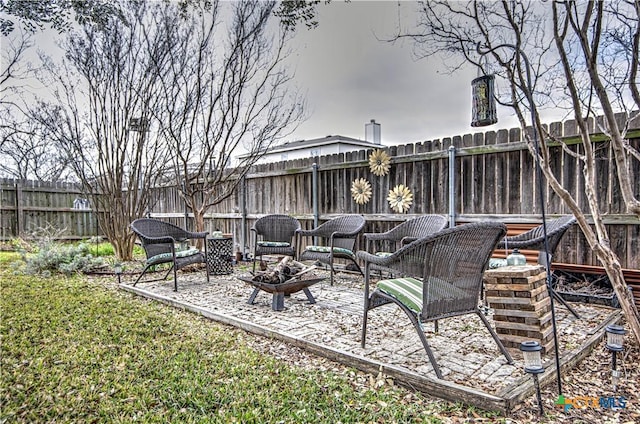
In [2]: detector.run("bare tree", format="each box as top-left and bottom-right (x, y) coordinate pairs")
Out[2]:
(398, 1), (640, 345)
(153, 1), (306, 236)
(31, 1), (174, 260)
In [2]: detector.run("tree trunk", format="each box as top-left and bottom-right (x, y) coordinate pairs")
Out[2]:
(593, 245), (640, 347)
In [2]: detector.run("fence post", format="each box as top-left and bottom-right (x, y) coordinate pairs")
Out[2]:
(240, 176), (247, 260)
(312, 162), (319, 245)
(15, 181), (24, 236)
(448, 145), (456, 228)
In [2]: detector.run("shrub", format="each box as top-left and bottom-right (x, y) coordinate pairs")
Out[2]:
(22, 242), (108, 276)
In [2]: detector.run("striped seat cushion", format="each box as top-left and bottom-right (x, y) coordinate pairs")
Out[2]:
(147, 248), (201, 265)
(257, 241), (291, 247)
(375, 251), (393, 258)
(377, 277), (468, 314)
(305, 245), (355, 257)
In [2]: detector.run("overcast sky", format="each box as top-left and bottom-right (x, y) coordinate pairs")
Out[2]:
(4, 1), (530, 147)
(283, 1), (521, 145)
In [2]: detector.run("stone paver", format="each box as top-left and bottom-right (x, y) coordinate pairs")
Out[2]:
(119, 267), (621, 411)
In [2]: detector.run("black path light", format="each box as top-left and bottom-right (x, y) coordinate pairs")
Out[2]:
(475, 42), (563, 396)
(114, 262), (123, 285)
(520, 341), (544, 415)
(605, 324), (626, 390)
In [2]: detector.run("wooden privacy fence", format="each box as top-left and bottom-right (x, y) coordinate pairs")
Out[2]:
(0, 178), (100, 241)
(2, 119), (639, 274)
(188, 122), (639, 272)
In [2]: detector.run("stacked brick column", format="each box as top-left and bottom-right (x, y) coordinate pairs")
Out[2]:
(484, 265), (555, 354)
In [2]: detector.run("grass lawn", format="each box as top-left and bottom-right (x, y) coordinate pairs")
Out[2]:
(0, 252), (496, 423)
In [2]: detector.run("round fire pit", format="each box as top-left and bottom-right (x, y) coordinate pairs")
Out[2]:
(238, 275), (325, 311)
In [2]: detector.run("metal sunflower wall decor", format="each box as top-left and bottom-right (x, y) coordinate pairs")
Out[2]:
(369, 149), (391, 177)
(351, 178), (372, 205)
(387, 184), (413, 213)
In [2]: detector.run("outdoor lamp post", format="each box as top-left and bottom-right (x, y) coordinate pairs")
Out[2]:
(520, 341), (544, 416)
(114, 262), (123, 285)
(605, 324), (625, 390)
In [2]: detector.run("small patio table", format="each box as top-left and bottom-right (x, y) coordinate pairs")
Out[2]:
(207, 236), (233, 275)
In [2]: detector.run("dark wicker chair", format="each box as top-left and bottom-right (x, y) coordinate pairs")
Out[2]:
(297, 215), (366, 286)
(496, 215), (577, 266)
(363, 215), (448, 275)
(251, 214), (301, 272)
(357, 222), (513, 379)
(495, 215), (579, 318)
(130, 218), (209, 291)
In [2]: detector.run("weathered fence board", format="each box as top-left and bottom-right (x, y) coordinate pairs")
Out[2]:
(1, 122), (638, 273)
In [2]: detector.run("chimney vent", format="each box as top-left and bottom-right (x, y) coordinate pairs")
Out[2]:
(365, 119), (381, 144)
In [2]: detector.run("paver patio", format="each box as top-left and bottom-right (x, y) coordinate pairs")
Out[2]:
(119, 265), (621, 413)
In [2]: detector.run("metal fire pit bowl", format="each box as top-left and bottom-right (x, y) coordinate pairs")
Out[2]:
(238, 276), (325, 311)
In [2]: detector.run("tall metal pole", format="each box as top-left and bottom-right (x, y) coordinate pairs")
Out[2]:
(477, 42), (563, 395)
(448, 145), (456, 228)
(312, 162), (319, 245)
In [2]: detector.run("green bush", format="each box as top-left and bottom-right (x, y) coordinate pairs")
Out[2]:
(84, 238), (115, 257)
(22, 242), (108, 276)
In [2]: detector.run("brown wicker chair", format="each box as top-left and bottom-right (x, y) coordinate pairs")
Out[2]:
(297, 215), (366, 286)
(363, 215), (448, 275)
(357, 222), (513, 379)
(131, 218), (209, 291)
(251, 214), (301, 272)
(495, 215), (579, 318)
(496, 215), (576, 266)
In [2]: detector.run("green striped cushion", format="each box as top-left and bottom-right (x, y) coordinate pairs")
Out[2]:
(305, 245), (355, 257)
(377, 277), (468, 314)
(147, 248), (201, 265)
(257, 241), (291, 247)
(377, 277), (424, 314)
(375, 251), (393, 258)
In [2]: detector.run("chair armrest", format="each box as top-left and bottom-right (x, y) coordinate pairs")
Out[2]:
(186, 231), (208, 240)
(297, 228), (319, 237)
(356, 250), (392, 266)
(330, 229), (362, 238)
(363, 232), (393, 241)
(141, 235), (176, 244)
(400, 236), (418, 245)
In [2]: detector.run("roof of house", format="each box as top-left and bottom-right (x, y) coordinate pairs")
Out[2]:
(262, 135), (382, 155)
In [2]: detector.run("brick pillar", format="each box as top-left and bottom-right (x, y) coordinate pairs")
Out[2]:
(484, 265), (555, 354)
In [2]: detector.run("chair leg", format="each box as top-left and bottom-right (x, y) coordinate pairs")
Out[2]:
(476, 310), (514, 364)
(173, 265), (178, 292)
(368, 291), (444, 379)
(133, 264), (173, 286)
(361, 305), (369, 348)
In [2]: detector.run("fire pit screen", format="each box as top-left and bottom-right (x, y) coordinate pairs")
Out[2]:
(238, 257), (324, 311)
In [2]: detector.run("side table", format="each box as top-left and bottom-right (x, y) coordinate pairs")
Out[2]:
(207, 237), (233, 275)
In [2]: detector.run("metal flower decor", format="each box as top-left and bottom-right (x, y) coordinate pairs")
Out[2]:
(369, 149), (391, 177)
(387, 184), (413, 213)
(351, 178), (372, 205)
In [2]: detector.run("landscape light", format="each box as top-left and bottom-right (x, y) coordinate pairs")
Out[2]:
(114, 262), (123, 285)
(520, 341), (544, 415)
(605, 324), (625, 390)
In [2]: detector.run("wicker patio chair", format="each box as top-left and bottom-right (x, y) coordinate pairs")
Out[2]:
(130, 218), (209, 292)
(357, 221), (513, 379)
(494, 215), (579, 318)
(496, 215), (577, 266)
(251, 214), (301, 272)
(363, 215), (448, 275)
(297, 215), (366, 286)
